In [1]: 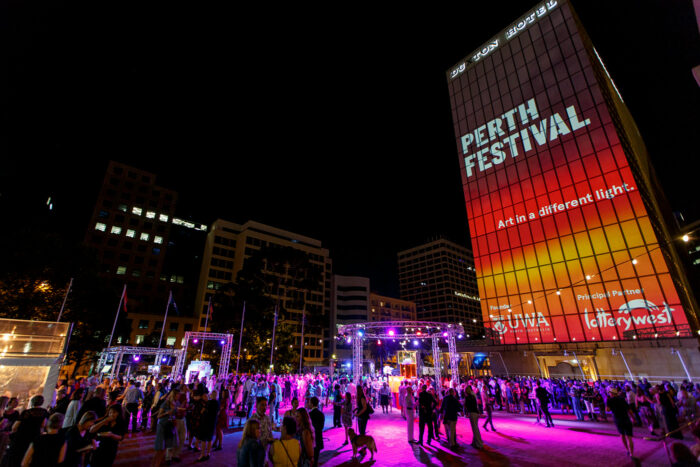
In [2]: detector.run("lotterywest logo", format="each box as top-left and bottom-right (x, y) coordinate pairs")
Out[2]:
(490, 299), (676, 336)
(460, 98), (591, 179)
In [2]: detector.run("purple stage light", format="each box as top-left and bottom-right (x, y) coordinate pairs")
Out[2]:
(220, 340), (225, 345)
(193, 338), (198, 344)
(443, 332), (448, 337)
(133, 355), (140, 362)
(388, 330), (395, 336)
(162, 357), (167, 363)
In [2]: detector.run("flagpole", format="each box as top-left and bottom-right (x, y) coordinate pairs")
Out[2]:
(236, 301), (246, 375)
(56, 278), (73, 322)
(158, 291), (172, 349)
(108, 284), (126, 348)
(200, 297), (211, 360)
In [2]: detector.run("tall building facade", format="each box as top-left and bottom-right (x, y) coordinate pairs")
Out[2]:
(329, 275), (370, 360)
(194, 220), (332, 367)
(447, 0), (699, 379)
(85, 161), (204, 347)
(397, 238), (481, 335)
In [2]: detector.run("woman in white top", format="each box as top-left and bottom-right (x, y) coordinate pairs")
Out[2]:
(62, 388), (85, 429)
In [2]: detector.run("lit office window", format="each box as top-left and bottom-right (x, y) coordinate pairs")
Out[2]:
(116, 266), (127, 275)
(118, 204), (127, 212)
(166, 337), (176, 346)
(135, 335), (144, 344)
(110, 226), (122, 235)
(95, 223), (107, 232)
(132, 207), (143, 216)
(140, 233), (150, 241)
(126, 229), (136, 238)
(146, 211), (156, 219)
(154, 236), (163, 244)
(159, 214), (169, 222)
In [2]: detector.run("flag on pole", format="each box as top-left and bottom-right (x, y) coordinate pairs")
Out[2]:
(123, 288), (128, 313)
(169, 292), (179, 315)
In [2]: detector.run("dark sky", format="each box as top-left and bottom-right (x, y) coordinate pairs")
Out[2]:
(5, 1), (700, 296)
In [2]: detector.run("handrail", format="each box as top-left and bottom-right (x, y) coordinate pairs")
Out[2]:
(642, 419), (696, 465)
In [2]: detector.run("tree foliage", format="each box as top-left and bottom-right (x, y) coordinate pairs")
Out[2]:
(210, 244), (324, 373)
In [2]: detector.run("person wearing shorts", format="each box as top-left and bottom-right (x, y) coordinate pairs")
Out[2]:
(606, 387), (635, 458)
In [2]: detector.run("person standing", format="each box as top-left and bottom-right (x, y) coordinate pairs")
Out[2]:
(341, 393), (353, 446)
(354, 385), (371, 437)
(64, 411), (98, 467)
(331, 384), (342, 428)
(268, 417), (301, 467)
(140, 384), (155, 431)
(480, 383), (496, 431)
(417, 385), (435, 446)
(399, 382), (407, 420)
(21, 413), (67, 467)
(7, 395), (49, 467)
(237, 419), (264, 467)
(122, 381), (144, 433)
(153, 385), (179, 467)
(309, 397), (324, 467)
(464, 386), (483, 450)
(63, 388), (85, 429)
(89, 405), (126, 467)
(441, 388), (462, 449)
(405, 387), (416, 444)
(569, 383), (585, 421)
(535, 381), (554, 427)
(379, 382), (391, 414)
(249, 397), (275, 449)
(606, 387), (635, 458)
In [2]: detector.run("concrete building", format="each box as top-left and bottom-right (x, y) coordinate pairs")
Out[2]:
(369, 293), (417, 322)
(84, 161), (206, 347)
(193, 219), (332, 368)
(447, 0), (699, 380)
(329, 275), (370, 361)
(397, 238), (482, 335)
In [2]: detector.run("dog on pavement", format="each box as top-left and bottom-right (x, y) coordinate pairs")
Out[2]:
(348, 428), (378, 460)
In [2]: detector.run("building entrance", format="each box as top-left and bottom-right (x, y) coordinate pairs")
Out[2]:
(536, 353), (598, 381)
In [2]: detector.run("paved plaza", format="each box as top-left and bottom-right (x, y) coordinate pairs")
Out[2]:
(113, 404), (695, 466)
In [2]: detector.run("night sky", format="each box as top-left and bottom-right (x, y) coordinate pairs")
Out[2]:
(5, 1), (699, 296)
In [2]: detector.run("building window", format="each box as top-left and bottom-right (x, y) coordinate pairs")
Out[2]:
(154, 236), (163, 244)
(132, 269), (141, 277)
(125, 229), (135, 238)
(140, 233), (150, 241)
(152, 248), (161, 256)
(95, 222), (107, 232)
(116, 266), (127, 275)
(146, 211), (156, 219)
(132, 206), (142, 216)
(159, 214), (169, 222)
(184, 324), (193, 332)
(169, 322), (179, 332)
(109, 226), (121, 235)
(118, 204), (128, 212)
(166, 336), (176, 346)
(135, 335), (144, 344)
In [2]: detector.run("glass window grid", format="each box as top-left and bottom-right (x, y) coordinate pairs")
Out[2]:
(451, 10), (687, 343)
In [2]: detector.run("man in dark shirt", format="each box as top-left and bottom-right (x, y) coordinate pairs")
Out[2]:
(441, 388), (462, 449)
(417, 385), (435, 445)
(535, 381), (554, 427)
(8, 395), (50, 466)
(606, 387), (635, 458)
(77, 387), (107, 422)
(309, 397), (324, 467)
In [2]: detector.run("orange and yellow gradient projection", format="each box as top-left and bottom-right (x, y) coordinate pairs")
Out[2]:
(448, 1), (691, 344)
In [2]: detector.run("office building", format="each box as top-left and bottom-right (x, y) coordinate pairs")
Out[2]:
(446, 0), (699, 379)
(369, 293), (417, 322)
(397, 238), (481, 335)
(329, 275), (370, 361)
(194, 219), (332, 367)
(85, 161), (204, 347)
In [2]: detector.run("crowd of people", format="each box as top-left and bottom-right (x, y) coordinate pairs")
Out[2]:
(0, 372), (699, 466)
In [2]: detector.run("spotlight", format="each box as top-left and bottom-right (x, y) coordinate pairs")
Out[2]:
(388, 330), (395, 336)
(357, 331), (363, 338)
(413, 340), (419, 346)
(220, 340), (225, 345)
(161, 357), (167, 363)
(377, 340), (382, 345)
(193, 339), (199, 344)
(133, 355), (140, 362)
(458, 334), (463, 339)
(442, 332), (448, 337)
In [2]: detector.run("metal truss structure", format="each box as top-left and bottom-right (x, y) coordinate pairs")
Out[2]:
(337, 321), (465, 387)
(96, 346), (183, 380)
(172, 332), (234, 381)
